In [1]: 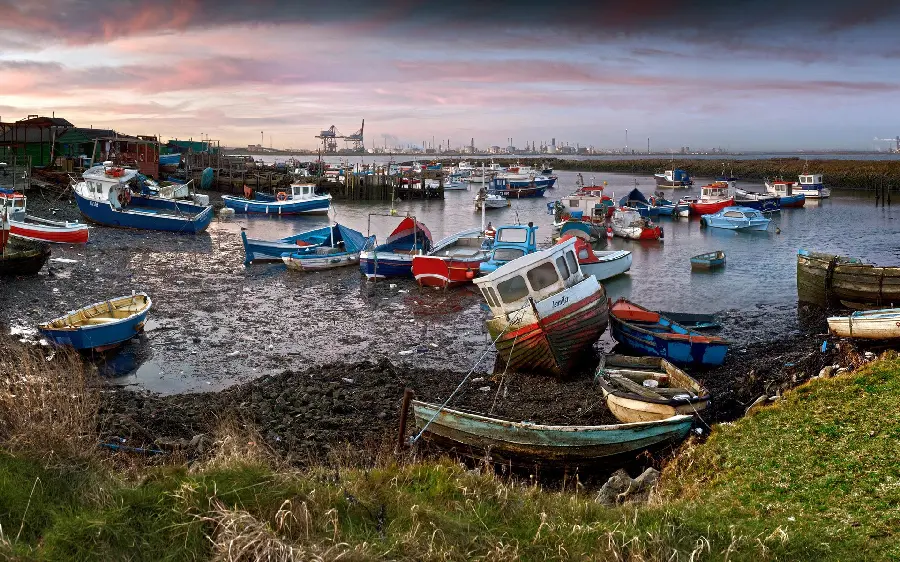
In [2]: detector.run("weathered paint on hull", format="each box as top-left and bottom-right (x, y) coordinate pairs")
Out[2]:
(359, 253), (414, 279)
(827, 311), (900, 340)
(604, 393), (709, 424)
(74, 192), (212, 233)
(609, 318), (728, 367)
(412, 255), (484, 288)
(10, 218), (89, 244)
(282, 253), (360, 271)
(797, 250), (900, 307)
(412, 401), (693, 464)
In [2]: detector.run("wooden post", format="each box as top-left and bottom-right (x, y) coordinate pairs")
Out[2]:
(396, 388), (415, 453)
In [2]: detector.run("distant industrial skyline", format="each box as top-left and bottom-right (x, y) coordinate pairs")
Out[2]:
(2, 1), (899, 151)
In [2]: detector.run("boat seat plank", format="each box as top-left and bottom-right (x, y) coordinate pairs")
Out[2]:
(609, 374), (663, 399)
(80, 317), (118, 325)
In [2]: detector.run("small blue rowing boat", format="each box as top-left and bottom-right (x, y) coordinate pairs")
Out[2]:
(281, 225), (374, 271)
(609, 298), (729, 367)
(241, 223), (372, 264)
(38, 293), (151, 351)
(359, 216), (433, 279)
(222, 183), (331, 215)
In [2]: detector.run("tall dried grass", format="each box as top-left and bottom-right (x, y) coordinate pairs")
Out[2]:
(0, 333), (99, 460)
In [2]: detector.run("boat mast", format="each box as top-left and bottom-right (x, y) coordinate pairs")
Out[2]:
(481, 163), (486, 232)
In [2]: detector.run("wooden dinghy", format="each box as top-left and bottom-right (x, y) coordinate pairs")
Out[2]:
(38, 293), (152, 351)
(797, 249), (900, 308)
(690, 251), (725, 270)
(827, 308), (900, 340)
(0, 237), (51, 276)
(595, 355), (710, 423)
(411, 400), (693, 465)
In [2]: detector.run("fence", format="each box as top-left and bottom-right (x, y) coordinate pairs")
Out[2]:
(0, 152), (32, 191)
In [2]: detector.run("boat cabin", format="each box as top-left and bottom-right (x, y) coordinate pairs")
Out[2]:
(78, 163), (140, 204)
(768, 180), (795, 195)
(478, 224), (539, 275)
(700, 182), (730, 201)
(722, 208), (762, 219)
(474, 237), (584, 316)
(275, 183), (319, 200)
(798, 174), (823, 187)
(0, 190), (26, 216)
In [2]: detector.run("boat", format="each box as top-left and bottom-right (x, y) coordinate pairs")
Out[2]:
(827, 308), (900, 340)
(700, 206), (771, 231)
(764, 179), (807, 207)
(733, 188), (781, 212)
(609, 298), (729, 367)
(412, 227), (492, 288)
(1, 211), (51, 276)
(558, 234), (632, 281)
(648, 193), (690, 217)
(410, 400), (693, 464)
(279, 224), (374, 271)
(611, 208), (663, 240)
(1, 189), (89, 244)
(596, 355), (710, 423)
(477, 223), (539, 276)
(550, 179), (615, 223)
(655, 311), (721, 330)
(618, 188), (659, 217)
(797, 249), (900, 308)
(72, 163), (213, 233)
(654, 169), (692, 187)
(796, 173), (831, 199)
(241, 224), (369, 264)
(472, 237), (609, 376)
(557, 220), (605, 242)
(474, 187), (508, 209)
(222, 182), (331, 215)
(689, 181), (734, 215)
(359, 216), (433, 279)
(443, 180), (467, 191)
(158, 153), (181, 167)
(690, 251), (726, 270)
(38, 293), (152, 351)
(488, 177), (545, 198)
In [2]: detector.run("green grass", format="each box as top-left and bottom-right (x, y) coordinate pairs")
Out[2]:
(2, 358), (899, 560)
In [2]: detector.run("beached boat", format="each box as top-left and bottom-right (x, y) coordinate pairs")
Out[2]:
(412, 227), (492, 288)
(655, 311), (721, 330)
(611, 208), (663, 240)
(411, 400), (693, 464)
(700, 206), (771, 231)
(1, 189), (89, 244)
(654, 169), (692, 188)
(609, 298), (729, 367)
(72, 163), (213, 233)
(619, 188), (659, 217)
(38, 293), (151, 351)
(279, 225), (374, 271)
(473, 237), (609, 376)
(689, 181), (734, 215)
(359, 216), (433, 280)
(476, 223), (539, 276)
(764, 179), (807, 207)
(797, 250), (900, 308)
(222, 182), (331, 215)
(558, 234), (632, 281)
(596, 355), (710, 423)
(1, 212), (51, 275)
(827, 308), (900, 340)
(690, 251), (726, 270)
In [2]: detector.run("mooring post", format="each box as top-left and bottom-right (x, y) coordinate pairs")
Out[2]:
(396, 388), (415, 453)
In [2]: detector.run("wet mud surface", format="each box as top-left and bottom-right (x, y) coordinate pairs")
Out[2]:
(4, 189), (842, 467)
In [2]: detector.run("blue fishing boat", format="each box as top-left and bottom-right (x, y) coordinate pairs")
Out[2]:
(359, 215), (433, 279)
(222, 183), (331, 215)
(489, 177), (546, 198)
(690, 250), (726, 270)
(609, 298), (729, 367)
(38, 293), (152, 351)
(72, 164), (213, 233)
(477, 223), (539, 275)
(411, 401), (693, 464)
(649, 194), (690, 217)
(241, 224), (372, 265)
(700, 206), (771, 231)
(159, 153), (181, 167)
(508, 175), (556, 189)
(619, 188), (659, 217)
(281, 225), (374, 271)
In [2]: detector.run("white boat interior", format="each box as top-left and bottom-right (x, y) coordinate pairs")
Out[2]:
(41, 294), (151, 329)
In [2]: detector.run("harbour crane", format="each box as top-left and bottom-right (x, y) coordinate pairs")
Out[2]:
(345, 119), (364, 152)
(316, 125), (344, 154)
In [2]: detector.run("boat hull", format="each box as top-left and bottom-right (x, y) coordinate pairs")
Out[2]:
(603, 393), (709, 423)
(612, 225), (662, 240)
(412, 255), (484, 288)
(10, 216), (89, 244)
(580, 251), (632, 281)
(282, 252), (360, 271)
(689, 198), (734, 215)
(359, 252), (415, 279)
(491, 186), (546, 198)
(221, 195), (331, 215)
(74, 191), (212, 233)
(39, 295), (151, 350)
(0, 239), (50, 275)
(797, 249), (900, 307)
(485, 276), (608, 376)
(241, 232), (302, 263)
(827, 310), (900, 340)
(610, 318), (728, 367)
(411, 401), (693, 464)
(779, 194), (806, 208)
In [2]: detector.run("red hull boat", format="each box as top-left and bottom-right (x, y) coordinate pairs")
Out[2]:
(689, 198), (734, 215)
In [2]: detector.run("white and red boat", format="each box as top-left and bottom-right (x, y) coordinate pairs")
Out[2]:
(411, 227), (492, 288)
(611, 208), (663, 240)
(689, 181), (734, 215)
(473, 237), (609, 376)
(1, 190), (89, 244)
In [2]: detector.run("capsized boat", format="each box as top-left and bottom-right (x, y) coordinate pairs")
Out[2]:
(473, 237), (609, 376)
(700, 207), (771, 231)
(557, 234), (632, 281)
(690, 250), (726, 270)
(72, 163), (213, 233)
(1, 189), (89, 244)
(689, 181), (734, 215)
(797, 250), (900, 308)
(280, 225), (374, 271)
(222, 182), (332, 215)
(411, 400), (693, 464)
(359, 216), (433, 279)
(827, 308), (900, 340)
(611, 208), (663, 240)
(609, 298), (729, 367)
(412, 227), (492, 288)
(242, 224), (371, 265)
(596, 355), (710, 423)
(38, 293), (151, 351)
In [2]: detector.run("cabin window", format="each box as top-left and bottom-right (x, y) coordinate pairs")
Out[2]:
(555, 256), (570, 279)
(724, 211), (744, 218)
(569, 200), (579, 207)
(497, 229), (527, 243)
(493, 247), (525, 262)
(487, 287), (501, 307)
(565, 251), (578, 275)
(527, 262), (560, 292)
(481, 287), (498, 308)
(497, 275), (529, 303)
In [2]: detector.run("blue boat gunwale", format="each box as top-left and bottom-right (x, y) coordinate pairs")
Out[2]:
(39, 292), (152, 333)
(609, 299), (729, 345)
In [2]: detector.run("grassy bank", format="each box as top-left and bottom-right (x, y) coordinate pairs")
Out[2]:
(515, 157), (900, 190)
(1, 344), (899, 560)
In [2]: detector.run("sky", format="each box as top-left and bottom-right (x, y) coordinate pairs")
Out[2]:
(1, 0), (899, 151)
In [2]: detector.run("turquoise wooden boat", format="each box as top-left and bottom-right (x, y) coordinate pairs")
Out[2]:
(690, 250), (726, 270)
(411, 401), (692, 464)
